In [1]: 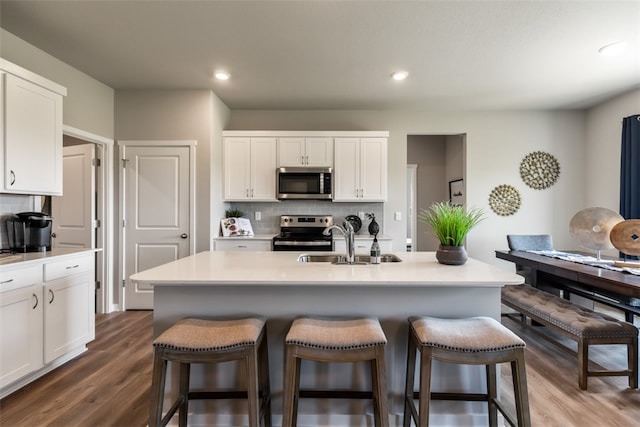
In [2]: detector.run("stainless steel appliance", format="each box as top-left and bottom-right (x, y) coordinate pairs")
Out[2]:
(276, 167), (332, 200)
(272, 215), (334, 251)
(6, 212), (53, 252)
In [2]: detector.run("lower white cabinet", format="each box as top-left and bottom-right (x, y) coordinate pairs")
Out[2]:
(214, 239), (272, 251)
(334, 237), (393, 254)
(0, 277), (43, 389)
(0, 251), (94, 397)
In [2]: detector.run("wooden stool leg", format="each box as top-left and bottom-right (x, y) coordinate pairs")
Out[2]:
(512, 350), (532, 427)
(178, 362), (190, 427)
(149, 349), (167, 427)
(628, 337), (638, 389)
(282, 345), (300, 427)
(246, 345), (261, 427)
(403, 331), (418, 427)
(486, 364), (498, 427)
(371, 347), (390, 427)
(578, 341), (588, 390)
(259, 333), (272, 427)
(418, 346), (433, 427)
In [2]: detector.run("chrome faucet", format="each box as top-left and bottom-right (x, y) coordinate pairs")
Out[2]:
(323, 221), (355, 264)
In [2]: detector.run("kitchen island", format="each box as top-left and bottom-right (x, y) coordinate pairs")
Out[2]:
(131, 250), (523, 427)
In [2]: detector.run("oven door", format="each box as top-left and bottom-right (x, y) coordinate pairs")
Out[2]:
(272, 239), (334, 252)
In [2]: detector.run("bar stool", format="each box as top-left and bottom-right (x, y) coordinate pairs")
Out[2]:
(404, 316), (531, 427)
(282, 316), (390, 427)
(148, 317), (271, 427)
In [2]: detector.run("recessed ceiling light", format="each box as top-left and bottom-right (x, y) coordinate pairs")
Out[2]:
(391, 71), (409, 81)
(215, 71), (230, 80)
(598, 41), (627, 56)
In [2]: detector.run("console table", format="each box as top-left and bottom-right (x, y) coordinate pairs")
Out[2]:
(496, 250), (640, 322)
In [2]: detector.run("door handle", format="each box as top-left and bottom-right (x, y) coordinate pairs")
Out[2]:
(48, 289), (55, 304)
(181, 233), (188, 239)
(51, 233), (57, 238)
(32, 293), (39, 309)
(9, 170), (15, 186)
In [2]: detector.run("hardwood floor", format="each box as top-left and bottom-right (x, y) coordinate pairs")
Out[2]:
(0, 310), (638, 426)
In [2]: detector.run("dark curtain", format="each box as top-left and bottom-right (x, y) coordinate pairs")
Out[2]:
(620, 114), (640, 220)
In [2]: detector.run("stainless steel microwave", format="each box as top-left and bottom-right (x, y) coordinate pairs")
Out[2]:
(276, 167), (332, 200)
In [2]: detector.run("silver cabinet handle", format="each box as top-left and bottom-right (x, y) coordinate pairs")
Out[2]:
(0, 278), (14, 285)
(9, 170), (15, 186)
(48, 289), (55, 304)
(306, 155), (309, 165)
(181, 233), (188, 239)
(32, 293), (39, 309)
(301, 155), (305, 165)
(66, 264), (80, 270)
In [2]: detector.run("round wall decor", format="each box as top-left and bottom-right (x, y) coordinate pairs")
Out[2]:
(520, 151), (560, 190)
(489, 184), (521, 216)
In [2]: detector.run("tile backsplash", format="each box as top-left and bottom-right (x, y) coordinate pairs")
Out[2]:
(0, 194), (38, 250)
(224, 201), (384, 236)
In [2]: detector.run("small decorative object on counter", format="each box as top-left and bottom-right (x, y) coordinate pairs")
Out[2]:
(370, 236), (381, 264)
(366, 213), (380, 236)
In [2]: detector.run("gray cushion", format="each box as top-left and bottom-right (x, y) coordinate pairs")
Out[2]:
(507, 234), (553, 251)
(409, 316), (525, 353)
(153, 317), (265, 351)
(286, 317), (387, 350)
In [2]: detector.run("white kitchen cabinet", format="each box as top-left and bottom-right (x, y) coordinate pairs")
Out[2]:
(0, 266), (43, 389)
(334, 237), (393, 254)
(214, 238), (272, 251)
(224, 137), (277, 201)
(1, 59), (66, 195)
(43, 254), (94, 363)
(278, 137), (333, 167)
(334, 137), (387, 202)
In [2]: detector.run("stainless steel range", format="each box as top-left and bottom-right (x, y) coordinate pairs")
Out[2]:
(272, 215), (334, 252)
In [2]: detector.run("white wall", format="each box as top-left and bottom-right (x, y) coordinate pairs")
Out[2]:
(114, 89), (227, 254)
(0, 29), (114, 139)
(585, 89), (640, 211)
(227, 110), (587, 267)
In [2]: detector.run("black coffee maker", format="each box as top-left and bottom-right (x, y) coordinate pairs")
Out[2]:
(7, 212), (53, 252)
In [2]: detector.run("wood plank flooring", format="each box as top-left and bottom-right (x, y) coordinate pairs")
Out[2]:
(0, 310), (638, 426)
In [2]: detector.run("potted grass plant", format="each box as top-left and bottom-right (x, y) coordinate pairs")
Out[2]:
(419, 201), (485, 265)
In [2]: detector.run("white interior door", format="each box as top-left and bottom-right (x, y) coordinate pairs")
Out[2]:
(51, 144), (95, 248)
(123, 144), (192, 310)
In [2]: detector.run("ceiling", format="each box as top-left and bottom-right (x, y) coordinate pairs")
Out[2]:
(1, 0), (639, 111)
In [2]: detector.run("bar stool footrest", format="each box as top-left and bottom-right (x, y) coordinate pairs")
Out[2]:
(300, 389), (373, 399)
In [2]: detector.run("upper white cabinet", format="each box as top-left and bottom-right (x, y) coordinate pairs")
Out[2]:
(1, 59), (66, 195)
(334, 137), (387, 202)
(223, 137), (277, 201)
(278, 137), (333, 167)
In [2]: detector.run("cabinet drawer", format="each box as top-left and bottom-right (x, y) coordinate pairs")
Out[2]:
(214, 240), (272, 251)
(44, 255), (92, 282)
(0, 265), (41, 292)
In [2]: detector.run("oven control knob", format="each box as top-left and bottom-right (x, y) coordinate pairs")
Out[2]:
(283, 218), (289, 223)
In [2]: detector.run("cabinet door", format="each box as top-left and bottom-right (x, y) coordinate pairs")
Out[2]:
(0, 285), (43, 388)
(305, 138), (333, 167)
(333, 138), (360, 201)
(3, 73), (63, 195)
(359, 138), (387, 201)
(250, 137), (277, 201)
(223, 137), (252, 200)
(44, 272), (92, 363)
(278, 137), (305, 167)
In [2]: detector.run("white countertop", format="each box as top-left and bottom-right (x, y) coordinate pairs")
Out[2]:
(0, 248), (98, 270)
(131, 250), (523, 287)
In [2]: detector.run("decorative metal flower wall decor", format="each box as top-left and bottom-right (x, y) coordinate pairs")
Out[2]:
(489, 184), (521, 216)
(519, 151), (560, 190)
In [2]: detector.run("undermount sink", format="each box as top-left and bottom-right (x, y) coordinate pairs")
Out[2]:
(297, 253), (402, 264)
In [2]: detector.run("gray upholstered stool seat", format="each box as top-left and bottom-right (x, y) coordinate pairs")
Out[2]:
(283, 317), (390, 427)
(404, 316), (531, 427)
(149, 317), (271, 427)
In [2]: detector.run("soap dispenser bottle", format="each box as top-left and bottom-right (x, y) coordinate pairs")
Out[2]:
(370, 236), (381, 264)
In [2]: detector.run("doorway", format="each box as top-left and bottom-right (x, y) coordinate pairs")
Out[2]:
(407, 134), (465, 251)
(58, 125), (114, 314)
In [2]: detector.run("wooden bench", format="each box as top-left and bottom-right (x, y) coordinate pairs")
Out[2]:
(502, 284), (638, 390)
